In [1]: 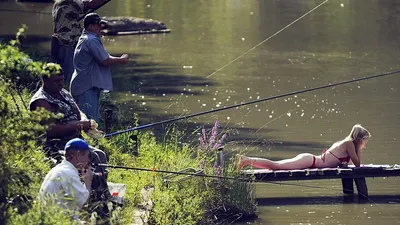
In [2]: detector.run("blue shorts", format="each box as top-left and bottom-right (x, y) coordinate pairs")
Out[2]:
(73, 87), (101, 123)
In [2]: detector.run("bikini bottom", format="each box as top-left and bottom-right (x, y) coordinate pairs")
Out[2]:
(311, 155), (317, 168)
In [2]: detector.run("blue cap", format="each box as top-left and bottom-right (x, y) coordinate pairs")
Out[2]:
(65, 138), (90, 152)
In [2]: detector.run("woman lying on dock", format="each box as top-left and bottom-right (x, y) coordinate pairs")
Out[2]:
(236, 124), (371, 171)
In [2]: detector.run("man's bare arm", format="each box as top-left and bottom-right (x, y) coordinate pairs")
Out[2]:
(102, 54), (129, 66)
(31, 100), (90, 137)
(84, 0), (108, 11)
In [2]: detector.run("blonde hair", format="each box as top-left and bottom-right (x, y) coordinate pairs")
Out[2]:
(346, 124), (371, 142)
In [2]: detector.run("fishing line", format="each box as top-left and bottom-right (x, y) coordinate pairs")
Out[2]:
(6, 85), (21, 114)
(0, 8), (51, 15)
(15, 86), (28, 111)
(98, 163), (400, 222)
(96, 163), (334, 187)
(105, 69), (400, 138)
(94, 163), (252, 182)
(0, 0), (111, 19)
(205, 0), (329, 79)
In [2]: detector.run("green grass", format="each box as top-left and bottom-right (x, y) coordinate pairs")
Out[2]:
(0, 29), (257, 225)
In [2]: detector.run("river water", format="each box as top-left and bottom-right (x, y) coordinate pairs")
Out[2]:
(1, 0), (400, 224)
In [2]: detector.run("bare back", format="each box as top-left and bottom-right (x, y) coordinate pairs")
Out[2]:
(315, 139), (360, 168)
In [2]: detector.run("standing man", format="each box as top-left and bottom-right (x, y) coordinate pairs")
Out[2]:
(39, 138), (93, 221)
(71, 13), (129, 123)
(51, 0), (108, 87)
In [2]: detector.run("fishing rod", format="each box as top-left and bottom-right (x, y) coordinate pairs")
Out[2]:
(105, 69), (400, 138)
(0, 0), (112, 19)
(0, 8), (51, 15)
(7, 85), (21, 114)
(94, 163), (252, 182)
(78, 0), (112, 20)
(96, 163), (334, 189)
(14, 85), (28, 111)
(95, 163), (382, 192)
(100, 162), (400, 223)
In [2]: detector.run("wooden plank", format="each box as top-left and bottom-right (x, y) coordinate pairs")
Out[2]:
(274, 170), (290, 179)
(289, 169), (306, 177)
(241, 165), (400, 182)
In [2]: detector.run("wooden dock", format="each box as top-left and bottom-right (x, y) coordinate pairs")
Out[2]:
(241, 164), (400, 197)
(241, 164), (400, 182)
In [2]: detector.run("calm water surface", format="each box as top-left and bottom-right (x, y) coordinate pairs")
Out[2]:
(1, 0), (400, 224)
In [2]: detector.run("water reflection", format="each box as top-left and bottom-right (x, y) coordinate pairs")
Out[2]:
(1, 0), (400, 224)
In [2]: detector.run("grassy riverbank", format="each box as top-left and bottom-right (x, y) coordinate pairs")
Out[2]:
(0, 29), (257, 224)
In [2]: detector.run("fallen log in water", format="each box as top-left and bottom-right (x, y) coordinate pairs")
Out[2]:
(101, 16), (170, 35)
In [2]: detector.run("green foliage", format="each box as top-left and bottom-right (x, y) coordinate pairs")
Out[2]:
(0, 30), (70, 224)
(89, 123), (257, 225)
(0, 25), (49, 91)
(0, 80), (56, 223)
(8, 201), (74, 225)
(1, 26), (257, 225)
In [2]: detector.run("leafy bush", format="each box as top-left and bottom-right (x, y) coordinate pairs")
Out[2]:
(8, 201), (74, 225)
(0, 27), (257, 225)
(0, 30), (71, 224)
(90, 121), (257, 224)
(0, 25), (44, 91)
(0, 80), (57, 224)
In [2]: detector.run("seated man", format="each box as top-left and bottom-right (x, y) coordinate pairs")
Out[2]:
(30, 63), (110, 202)
(39, 138), (92, 221)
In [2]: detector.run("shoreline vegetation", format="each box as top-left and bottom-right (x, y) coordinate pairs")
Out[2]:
(0, 27), (257, 224)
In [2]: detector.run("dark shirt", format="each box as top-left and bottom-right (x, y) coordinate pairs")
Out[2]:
(52, 0), (85, 46)
(29, 87), (82, 150)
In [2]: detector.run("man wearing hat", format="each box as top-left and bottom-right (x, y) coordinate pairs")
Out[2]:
(70, 13), (129, 123)
(39, 138), (93, 218)
(51, 0), (108, 87)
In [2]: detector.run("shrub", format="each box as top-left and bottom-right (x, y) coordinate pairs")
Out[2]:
(0, 80), (58, 224)
(0, 25), (44, 91)
(1, 26), (257, 225)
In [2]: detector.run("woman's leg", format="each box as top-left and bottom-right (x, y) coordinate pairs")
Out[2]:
(237, 154), (276, 170)
(237, 153), (314, 170)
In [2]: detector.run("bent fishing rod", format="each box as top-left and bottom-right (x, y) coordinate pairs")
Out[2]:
(94, 163), (251, 182)
(105, 69), (400, 138)
(95, 163), (324, 187)
(94, 163), (358, 190)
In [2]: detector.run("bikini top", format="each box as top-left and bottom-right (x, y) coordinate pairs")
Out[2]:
(322, 149), (350, 163)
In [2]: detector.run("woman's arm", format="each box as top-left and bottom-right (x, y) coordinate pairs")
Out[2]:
(31, 100), (90, 137)
(346, 141), (361, 167)
(356, 148), (362, 165)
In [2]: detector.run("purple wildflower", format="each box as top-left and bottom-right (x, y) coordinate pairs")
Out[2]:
(199, 137), (205, 151)
(213, 134), (226, 149)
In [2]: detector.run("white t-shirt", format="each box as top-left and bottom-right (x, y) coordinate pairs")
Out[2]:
(39, 160), (89, 212)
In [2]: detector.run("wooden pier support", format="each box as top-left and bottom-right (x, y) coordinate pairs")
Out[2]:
(341, 177), (368, 198)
